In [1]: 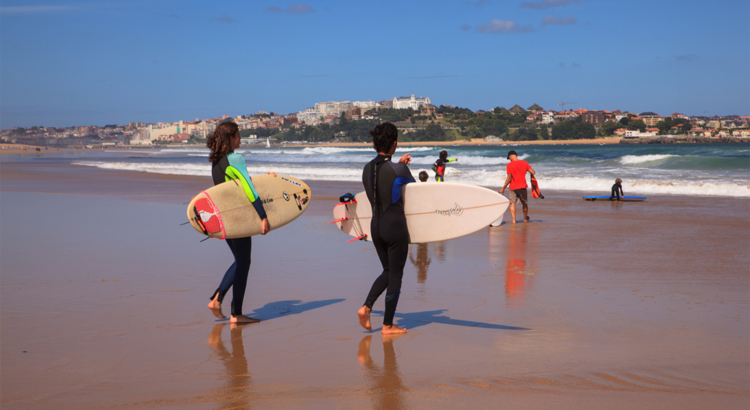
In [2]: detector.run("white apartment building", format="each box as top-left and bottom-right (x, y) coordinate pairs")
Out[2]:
(353, 100), (378, 110)
(297, 108), (324, 125)
(541, 111), (556, 124)
(392, 94), (431, 110)
(624, 130), (657, 138)
(314, 101), (353, 115)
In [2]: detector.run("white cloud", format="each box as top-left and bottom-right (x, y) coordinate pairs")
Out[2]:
(476, 19), (534, 34)
(521, 0), (579, 10)
(541, 15), (577, 26)
(266, 3), (317, 14)
(0, 5), (82, 14)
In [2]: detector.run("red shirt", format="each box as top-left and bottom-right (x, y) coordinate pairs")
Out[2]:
(506, 160), (531, 190)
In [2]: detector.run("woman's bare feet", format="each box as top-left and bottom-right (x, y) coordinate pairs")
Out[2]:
(382, 324), (408, 335)
(357, 305), (372, 330)
(230, 315), (260, 324)
(208, 293), (226, 319)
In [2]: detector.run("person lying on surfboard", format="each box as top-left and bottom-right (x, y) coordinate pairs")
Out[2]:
(432, 150), (457, 182)
(205, 120), (276, 324)
(610, 178), (624, 201)
(358, 122), (414, 335)
(499, 150), (536, 223)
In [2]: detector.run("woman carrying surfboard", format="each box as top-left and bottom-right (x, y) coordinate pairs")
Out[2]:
(357, 123), (414, 335)
(206, 121), (274, 324)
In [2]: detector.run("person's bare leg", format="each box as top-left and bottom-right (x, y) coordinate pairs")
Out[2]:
(509, 203), (516, 223)
(523, 203), (529, 222)
(230, 315), (260, 324)
(382, 324), (408, 335)
(358, 305), (372, 330)
(208, 293), (226, 319)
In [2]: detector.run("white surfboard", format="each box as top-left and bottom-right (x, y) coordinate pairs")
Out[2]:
(187, 175), (311, 239)
(332, 183), (509, 244)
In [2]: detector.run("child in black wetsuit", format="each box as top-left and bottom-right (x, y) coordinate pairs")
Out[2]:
(432, 150), (457, 182)
(610, 178), (624, 200)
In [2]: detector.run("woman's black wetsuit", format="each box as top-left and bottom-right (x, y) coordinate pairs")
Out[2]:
(611, 182), (624, 200)
(362, 154), (415, 326)
(209, 154), (266, 317)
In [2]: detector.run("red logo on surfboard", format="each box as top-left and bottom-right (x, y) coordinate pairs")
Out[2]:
(194, 198), (221, 233)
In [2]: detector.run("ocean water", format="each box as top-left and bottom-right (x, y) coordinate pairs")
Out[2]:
(5, 143), (749, 197)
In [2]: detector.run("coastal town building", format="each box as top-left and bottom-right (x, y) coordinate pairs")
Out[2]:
(345, 106), (361, 120)
(581, 110), (608, 125)
(421, 104), (436, 116)
(639, 112), (662, 127)
(509, 105), (525, 115)
(527, 104), (543, 113)
(392, 94), (431, 110)
(541, 111), (556, 124)
(624, 129), (658, 138)
(378, 99), (393, 109)
(353, 101), (378, 110)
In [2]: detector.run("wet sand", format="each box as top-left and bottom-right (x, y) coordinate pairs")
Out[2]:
(1, 163), (748, 409)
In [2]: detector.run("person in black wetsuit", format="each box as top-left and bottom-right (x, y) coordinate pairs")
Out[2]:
(610, 178), (624, 201)
(357, 123), (414, 335)
(432, 150), (458, 182)
(206, 121), (275, 325)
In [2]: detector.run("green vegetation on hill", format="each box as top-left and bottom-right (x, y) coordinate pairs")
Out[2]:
(262, 105), (612, 143)
(551, 118), (596, 140)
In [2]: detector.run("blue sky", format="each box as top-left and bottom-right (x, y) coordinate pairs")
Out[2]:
(1, 0), (748, 128)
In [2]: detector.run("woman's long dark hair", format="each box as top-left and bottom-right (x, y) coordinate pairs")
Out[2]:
(207, 121), (239, 163)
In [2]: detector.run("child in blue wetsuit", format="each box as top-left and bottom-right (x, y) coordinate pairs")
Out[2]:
(206, 121), (276, 325)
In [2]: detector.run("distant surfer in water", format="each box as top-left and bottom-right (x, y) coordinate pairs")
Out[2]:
(499, 150), (536, 223)
(206, 121), (275, 324)
(432, 150), (457, 182)
(610, 178), (624, 201)
(358, 122), (414, 335)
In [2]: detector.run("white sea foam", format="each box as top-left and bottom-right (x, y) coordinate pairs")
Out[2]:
(619, 154), (675, 165)
(72, 154), (750, 198)
(72, 160), (363, 181)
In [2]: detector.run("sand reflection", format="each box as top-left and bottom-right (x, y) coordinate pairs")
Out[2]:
(489, 226), (538, 308)
(208, 324), (253, 410)
(408, 243), (431, 283)
(357, 334), (408, 410)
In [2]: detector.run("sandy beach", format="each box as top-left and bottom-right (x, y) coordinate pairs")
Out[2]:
(1, 162), (748, 409)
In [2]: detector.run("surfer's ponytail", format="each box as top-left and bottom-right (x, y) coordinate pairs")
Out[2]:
(207, 121), (239, 163)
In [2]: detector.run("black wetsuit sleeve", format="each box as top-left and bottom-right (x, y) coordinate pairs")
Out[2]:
(251, 198), (267, 220)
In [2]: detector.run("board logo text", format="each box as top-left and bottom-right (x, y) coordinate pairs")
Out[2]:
(436, 203), (463, 216)
(281, 176), (302, 187)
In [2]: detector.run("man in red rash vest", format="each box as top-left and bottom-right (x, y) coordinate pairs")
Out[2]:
(499, 150), (536, 223)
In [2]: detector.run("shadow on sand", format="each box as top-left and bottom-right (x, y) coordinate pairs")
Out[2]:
(216, 299), (345, 322)
(370, 309), (529, 331)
